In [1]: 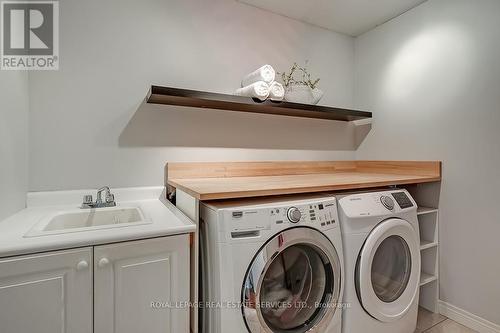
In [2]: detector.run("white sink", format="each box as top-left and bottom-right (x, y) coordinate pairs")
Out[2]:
(25, 206), (152, 237)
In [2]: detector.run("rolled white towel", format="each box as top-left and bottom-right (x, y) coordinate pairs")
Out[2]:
(268, 81), (285, 101)
(235, 81), (270, 101)
(241, 64), (275, 87)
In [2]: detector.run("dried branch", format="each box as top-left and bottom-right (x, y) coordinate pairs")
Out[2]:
(277, 62), (321, 89)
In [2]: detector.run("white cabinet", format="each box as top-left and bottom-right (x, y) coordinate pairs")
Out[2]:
(0, 235), (190, 333)
(0, 248), (93, 333)
(94, 235), (190, 333)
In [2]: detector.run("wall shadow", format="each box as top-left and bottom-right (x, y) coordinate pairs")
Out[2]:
(119, 101), (369, 151)
(354, 120), (372, 149)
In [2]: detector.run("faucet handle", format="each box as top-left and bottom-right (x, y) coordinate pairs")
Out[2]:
(83, 195), (93, 205)
(105, 193), (115, 205)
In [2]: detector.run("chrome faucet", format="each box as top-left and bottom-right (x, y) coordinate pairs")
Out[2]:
(81, 186), (116, 209)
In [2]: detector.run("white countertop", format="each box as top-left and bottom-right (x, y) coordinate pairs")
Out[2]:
(0, 187), (196, 258)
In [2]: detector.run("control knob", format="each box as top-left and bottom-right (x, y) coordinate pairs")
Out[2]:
(380, 195), (395, 210)
(287, 207), (302, 223)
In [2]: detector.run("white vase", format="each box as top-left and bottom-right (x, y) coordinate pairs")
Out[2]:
(311, 88), (324, 104)
(284, 84), (324, 105)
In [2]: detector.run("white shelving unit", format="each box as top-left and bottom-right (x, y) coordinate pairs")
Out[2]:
(407, 183), (441, 313)
(418, 208), (439, 312)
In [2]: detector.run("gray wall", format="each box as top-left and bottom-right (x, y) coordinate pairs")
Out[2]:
(0, 71), (29, 221)
(28, 0), (358, 191)
(355, 0), (500, 324)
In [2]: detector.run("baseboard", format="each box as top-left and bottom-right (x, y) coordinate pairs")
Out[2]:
(438, 300), (500, 333)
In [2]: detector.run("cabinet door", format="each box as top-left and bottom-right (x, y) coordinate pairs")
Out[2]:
(94, 235), (190, 333)
(0, 248), (93, 333)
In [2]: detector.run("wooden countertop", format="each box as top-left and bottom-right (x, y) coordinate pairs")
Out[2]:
(166, 161), (441, 200)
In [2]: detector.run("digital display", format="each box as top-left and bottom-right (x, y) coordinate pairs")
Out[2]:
(391, 192), (413, 209)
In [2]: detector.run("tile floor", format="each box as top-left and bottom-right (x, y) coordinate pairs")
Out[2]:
(416, 307), (477, 333)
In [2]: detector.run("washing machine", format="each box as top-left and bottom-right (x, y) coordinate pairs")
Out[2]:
(200, 194), (344, 333)
(337, 189), (420, 333)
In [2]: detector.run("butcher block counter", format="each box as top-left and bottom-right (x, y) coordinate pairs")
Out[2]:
(166, 161), (441, 201)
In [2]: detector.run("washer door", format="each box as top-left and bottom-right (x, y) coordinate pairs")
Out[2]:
(356, 218), (420, 322)
(242, 227), (341, 333)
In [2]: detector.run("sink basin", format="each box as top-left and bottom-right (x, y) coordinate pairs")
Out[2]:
(25, 206), (152, 237)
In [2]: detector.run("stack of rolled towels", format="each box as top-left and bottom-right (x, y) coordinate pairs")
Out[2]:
(235, 64), (285, 102)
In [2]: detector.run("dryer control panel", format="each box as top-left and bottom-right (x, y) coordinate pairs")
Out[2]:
(338, 189), (417, 219)
(391, 191), (414, 209)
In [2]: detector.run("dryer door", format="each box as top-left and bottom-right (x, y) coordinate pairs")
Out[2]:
(242, 227), (341, 333)
(356, 218), (420, 322)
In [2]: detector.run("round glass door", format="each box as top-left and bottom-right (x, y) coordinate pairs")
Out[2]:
(242, 227), (341, 333)
(371, 235), (412, 303)
(356, 218), (420, 323)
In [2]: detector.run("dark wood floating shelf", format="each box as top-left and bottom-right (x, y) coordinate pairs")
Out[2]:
(146, 85), (372, 121)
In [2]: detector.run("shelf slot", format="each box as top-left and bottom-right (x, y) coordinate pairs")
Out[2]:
(420, 273), (438, 286)
(420, 240), (438, 250)
(419, 276), (439, 312)
(418, 213), (438, 245)
(417, 206), (438, 215)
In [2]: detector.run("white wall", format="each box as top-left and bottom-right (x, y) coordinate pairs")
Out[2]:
(9, 0), (500, 323)
(28, 0), (357, 191)
(355, 0), (500, 325)
(0, 71), (29, 221)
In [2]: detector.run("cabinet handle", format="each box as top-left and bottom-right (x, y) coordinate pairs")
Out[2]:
(98, 258), (110, 268)
(76, 260), (89, 271)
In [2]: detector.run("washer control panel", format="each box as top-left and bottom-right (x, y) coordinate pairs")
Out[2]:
(269, 199), (338, 230)
(226, 197), (340, 234)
